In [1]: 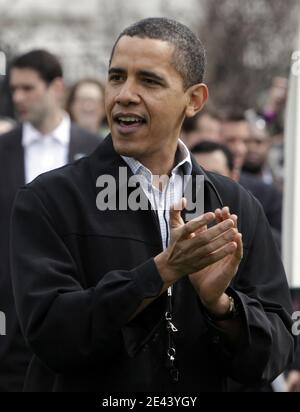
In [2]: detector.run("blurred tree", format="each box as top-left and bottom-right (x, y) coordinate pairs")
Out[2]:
(198, 0), (299, 111)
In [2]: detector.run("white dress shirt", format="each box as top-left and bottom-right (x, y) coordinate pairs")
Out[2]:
(22, 114), (71, 184)
(122, 139), (192, 249)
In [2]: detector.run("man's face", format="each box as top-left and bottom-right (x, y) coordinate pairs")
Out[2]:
(244, 130), (271, 173)
(10, 68), (56, 125)
(105, 36), (191, 164)
(196, 114), (221, 141)
(185, 114), (221, 148)
(221, 120), (250, 170)
(194, 150), (233, 179)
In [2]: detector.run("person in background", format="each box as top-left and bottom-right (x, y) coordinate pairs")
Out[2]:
(221, 112), (282, 241)
(181, 108), (221, 148)
(243, 110), (275, 185)
(260, 77), (288, 136)
(66, 78), (107, 137)
(191, 141), (234, 179)
(0, 49), (99, 392)
(221, 112), (249, 181)
(0, 116), (16, 135)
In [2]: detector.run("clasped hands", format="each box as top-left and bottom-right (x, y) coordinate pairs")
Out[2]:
(154, 198), (243, 318)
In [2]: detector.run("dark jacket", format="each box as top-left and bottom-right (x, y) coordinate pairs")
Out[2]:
(239, 172), (282, 233)
(10, 136), (295, 392)
(0, 124), (100, 392)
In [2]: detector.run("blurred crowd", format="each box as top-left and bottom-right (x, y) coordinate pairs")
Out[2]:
(0, 49), (299, 392)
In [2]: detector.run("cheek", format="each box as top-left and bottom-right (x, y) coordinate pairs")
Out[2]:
(27, 92), (40, 107)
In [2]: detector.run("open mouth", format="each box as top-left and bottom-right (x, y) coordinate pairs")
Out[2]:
(114, 115), (147, 128)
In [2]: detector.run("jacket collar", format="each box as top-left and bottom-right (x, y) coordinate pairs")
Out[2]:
(89, 134), (213, 182)
(88, 134), (224, 213)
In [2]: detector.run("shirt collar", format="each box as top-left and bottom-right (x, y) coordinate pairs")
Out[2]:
(122, 139), (192, 181)
(22, 113), (71, 147)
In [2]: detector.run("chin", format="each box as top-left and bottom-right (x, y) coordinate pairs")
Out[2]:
(112, 137), (140, 158)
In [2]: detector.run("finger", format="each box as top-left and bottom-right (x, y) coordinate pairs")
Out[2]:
(221, 207), (230, 221)
(215, 207), (231, 223)
(215, 208), (222, 223)
(230, 214), (238, 229)
(181, 212), (215, 238)
(188, 218), (235, 249)
(194, 224), (207, 235)
(170, 197), (186, 229)
(196, 241), (238, 271)
(189, 228), (238, 260)
(233, 233), (243, 262)
(234, 233), (244, 260)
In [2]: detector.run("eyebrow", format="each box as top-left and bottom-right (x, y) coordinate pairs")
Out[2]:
(108, 67), (168, 85)
(138, 70), (167, 85)
(108, 67), (125, 76)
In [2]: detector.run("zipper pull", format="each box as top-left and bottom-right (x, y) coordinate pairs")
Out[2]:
(167, 321), (178, 332)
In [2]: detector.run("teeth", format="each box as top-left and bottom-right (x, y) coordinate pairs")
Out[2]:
(118, 116), (142, 122)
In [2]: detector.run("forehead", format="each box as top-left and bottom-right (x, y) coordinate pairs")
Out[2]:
(248, 127), (269, 141)
(110, 36), (178, 75)
(222, 121), (250, 139)
(75, 83), (103, 100)
(10, 67), (43, 84)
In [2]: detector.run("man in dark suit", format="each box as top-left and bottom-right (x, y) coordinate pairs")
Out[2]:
(10, 20), (295, 392)
(0, 50), (99, 392)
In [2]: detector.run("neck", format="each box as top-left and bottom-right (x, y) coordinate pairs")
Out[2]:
(32, 109), (64, 135)
(139, 145), (178, 177)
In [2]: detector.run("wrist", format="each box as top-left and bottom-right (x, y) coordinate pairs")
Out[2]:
(202, 293), (231, 317)
(154, 252), (179, 286)
(202, 293), (239, 321)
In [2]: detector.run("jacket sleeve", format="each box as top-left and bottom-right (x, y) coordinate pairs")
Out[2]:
(10, 187), (163, 374)
(205, 195), (295, 384)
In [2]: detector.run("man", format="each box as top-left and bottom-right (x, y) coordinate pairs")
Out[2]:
(0, 50), (99, 392)
(10, 19), (294, 392)
(221, 112), (249, 180)
(242, 111), (274, 184)
(181, 109), (222, 148)
(221, 112), (282, 237)
(191, 141), (234, 179)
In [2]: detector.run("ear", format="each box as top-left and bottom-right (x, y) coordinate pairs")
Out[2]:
(185, 83), (209, 118)
(50, 78), (65, 96)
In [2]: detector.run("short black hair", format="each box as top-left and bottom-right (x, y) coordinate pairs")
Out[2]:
(222, 109), (247, 123)
(10, 49), (63, 85)
(182, 108), (221, 133)
(191, 141), (234, 172)
(110, 17), (206, 89)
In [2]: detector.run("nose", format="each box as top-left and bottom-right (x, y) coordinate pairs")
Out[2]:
(115, 80), (141, 106)
(12, 88), (25, 105)
(235, 140), (247, 157)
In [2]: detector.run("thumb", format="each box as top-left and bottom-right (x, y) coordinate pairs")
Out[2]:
(170, 197), (186, 229)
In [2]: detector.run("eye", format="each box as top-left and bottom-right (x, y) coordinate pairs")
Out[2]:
(142, 77), (161, 86)
(108, 74), (125, 83)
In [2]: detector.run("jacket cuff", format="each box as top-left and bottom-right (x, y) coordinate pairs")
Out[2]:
(202, 287), (251, 355)
(132, 258), (164, 300)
